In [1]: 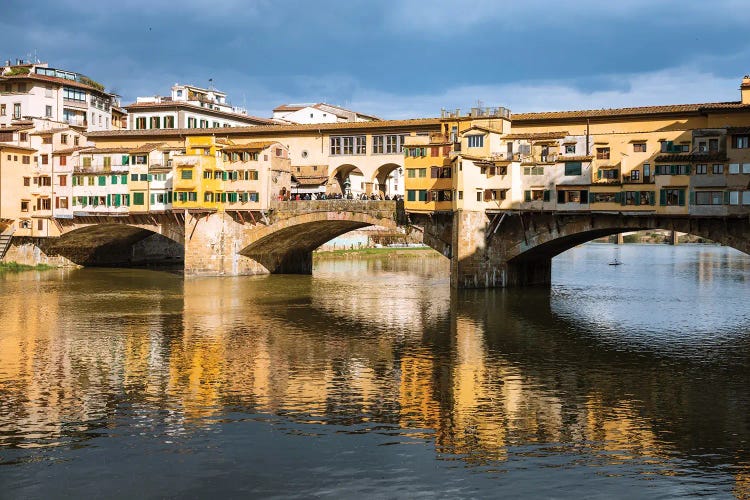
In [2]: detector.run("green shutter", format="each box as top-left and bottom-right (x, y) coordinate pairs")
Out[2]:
(678, 189), (685, 206)
(147, 174), (153, 182)
(557, 190), (565, 203)
(634, 192), (641, 205)
(524, 190), (531, 202)
(724, 191), (730, 205)
(659, 189), (666, 206)
(543, 190), (550, 202)
(649, 192), (656, 206)
(689, 191), (695, 205)
(597, 169), (602, 180)
(122, 155), (129, 165)
(111, 175), (117, 184)
(621, 192), (627, 206)
(151, 193), (155, 205)
(121, 175), (127, 184)
(98, 176), (106, 186)
(581, 190), (588, 204)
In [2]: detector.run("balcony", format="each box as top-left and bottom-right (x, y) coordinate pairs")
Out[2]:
(63, 98), (88, 110)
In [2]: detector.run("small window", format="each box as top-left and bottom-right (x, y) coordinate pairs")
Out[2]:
(633, 143), (647, 152)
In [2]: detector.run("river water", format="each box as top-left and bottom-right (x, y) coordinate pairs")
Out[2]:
(1, 244), (750, 498)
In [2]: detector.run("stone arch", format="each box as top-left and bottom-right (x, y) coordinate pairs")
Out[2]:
(240, 210), (398, 273)
(47, 223), (185, 266)
(329, 164), (364, 196)
(371, 163), (403, 198)
(505, 214), (750, 264)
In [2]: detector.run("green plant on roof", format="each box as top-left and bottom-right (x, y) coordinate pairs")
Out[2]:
(79, 76), (105, 91)
(5, 67), (30, 76)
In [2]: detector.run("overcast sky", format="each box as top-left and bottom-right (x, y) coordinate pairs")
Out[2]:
(2, 0), (749, 119)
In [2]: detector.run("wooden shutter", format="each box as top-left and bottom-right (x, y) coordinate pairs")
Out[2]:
(678, 189), (685, 206)
(659, 189), (666, 206)
(544, 190), (551, 202)
(557, 190), (565, 203)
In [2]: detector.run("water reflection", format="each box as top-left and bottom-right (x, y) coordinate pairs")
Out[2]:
(1, 245), (750, 496)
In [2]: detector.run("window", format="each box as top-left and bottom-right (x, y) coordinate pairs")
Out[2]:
(45, 105), (52, 118)
(150, 116), (161, 129)
(98, 176), (106, 186)
(523, 166), (544, 175)
(564, 162), (582, 176)
(58, 175), (66, 186)
(630, 169), (640, 180)
(709, 138), (719, 151)
(732, 135), (750, 149)
(133, 192), (145, 205)
(140, 174), (148, 181)
(13, 103), (21, 119)
(41, 154), (48, 165)
(22, 155), (30, 165)
(467, 135), (484, 148)
(418, 168), (427, 178)
(660, 188), (685, 206)
(557, 190), (587, 204)
(21, 201), (29, 212)
(407, 190), (417, 202)
(187, 117), (197, 128)
(135, 117), (146, 129)
(660, 141), (689, 153)
(407, 169), (416, 178)
(131, 174), (139, 181)
(23, 177), (30, 186)
(596, 147), (610, 160)
(524, 189), (548, 202)
(0, 104), (5, 115)
(655, 164), (690, 175)
(482, 189), (506, 201)
(633, 143), (647, 152)
(715, 164), (726, 174)
(599, 168), (618, 180)
(694, 191), (725, 205)
(592, 192), (617, 203)
(181, 169), (193, 180)
(199, 119), (208, 128)
(63, 87), (86, 101)
(565, 144), (576, 154)
(696, 164), (707, 175)
(164, 116), (175, 128)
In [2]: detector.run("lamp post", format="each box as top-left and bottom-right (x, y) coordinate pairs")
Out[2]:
(344, 176), (351, 198)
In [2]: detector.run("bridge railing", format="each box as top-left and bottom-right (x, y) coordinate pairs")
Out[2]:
(271, 199), (399, 212)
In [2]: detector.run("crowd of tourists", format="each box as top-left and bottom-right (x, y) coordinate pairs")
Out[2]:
(281, 191), (402, 201)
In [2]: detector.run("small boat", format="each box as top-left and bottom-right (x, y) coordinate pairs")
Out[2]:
(609, 258), (623, 266)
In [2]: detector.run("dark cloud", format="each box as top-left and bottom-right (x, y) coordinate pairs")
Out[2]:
(1, 0), (748, 118)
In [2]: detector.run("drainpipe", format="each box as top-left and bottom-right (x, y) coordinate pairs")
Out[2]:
(585, 118), (590, 156)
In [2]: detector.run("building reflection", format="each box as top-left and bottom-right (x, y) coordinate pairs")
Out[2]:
(1, 263), (749, 489)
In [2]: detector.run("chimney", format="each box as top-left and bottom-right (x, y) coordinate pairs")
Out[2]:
(742, 75), (750, 105)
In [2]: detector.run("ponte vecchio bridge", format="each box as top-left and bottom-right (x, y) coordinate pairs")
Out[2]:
(3, 201), (749, 288)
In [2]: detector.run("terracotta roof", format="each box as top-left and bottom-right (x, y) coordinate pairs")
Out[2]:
(0, 73), (111, 95)
(461, 125), (504, 135)
(124, 101), (275, 125)
(221, 141), (279, 152)
(655, 152), (728, 162)
(130, 142), (167, 153)
(512, 102), (750, 122)
(503, 131), (568, 140)
(87, 118), (441, 138)
(273, 104), (307, 112)
(52, 146), (89, 155)
(77, 146), (131, 154)
(292, 175), (329, 186)
(0, 142), (37, 152)
(29, 127), (73, 135)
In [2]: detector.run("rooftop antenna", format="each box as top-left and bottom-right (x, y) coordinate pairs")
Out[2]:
(208, 78), (214, 91)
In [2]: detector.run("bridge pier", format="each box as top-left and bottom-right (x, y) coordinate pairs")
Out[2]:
(450, 210), (551, 289)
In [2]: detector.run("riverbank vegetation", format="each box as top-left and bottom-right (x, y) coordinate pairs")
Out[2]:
(0, 262), (53, 273)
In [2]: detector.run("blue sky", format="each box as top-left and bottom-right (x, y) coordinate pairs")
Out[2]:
(2, 0), (749, 119)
